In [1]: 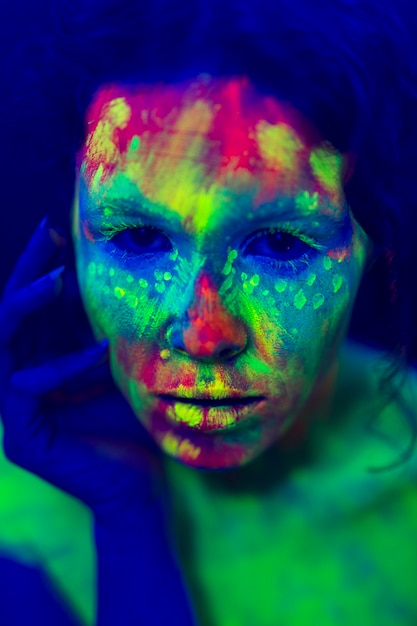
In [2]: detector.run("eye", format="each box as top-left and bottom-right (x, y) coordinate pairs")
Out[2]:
(110, 225), (172, 255)
(244, 229), (309, 260)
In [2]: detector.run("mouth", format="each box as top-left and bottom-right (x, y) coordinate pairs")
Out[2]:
(155, 394), (266, 433)
(158, 394), (265, 407)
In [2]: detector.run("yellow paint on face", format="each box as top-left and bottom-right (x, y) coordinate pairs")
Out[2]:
(255, 121), (303, 171)
(160, 432), (201, 462)
(309, 141), (343, 197)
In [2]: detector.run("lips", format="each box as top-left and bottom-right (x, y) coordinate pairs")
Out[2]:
(158, 393), (265, 407)
(155, 394), (266, 433)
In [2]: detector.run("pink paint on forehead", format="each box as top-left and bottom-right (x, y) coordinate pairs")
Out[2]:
(79, 75), (347, 207)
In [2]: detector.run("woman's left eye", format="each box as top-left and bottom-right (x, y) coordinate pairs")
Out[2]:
(243, 229), (317, 271)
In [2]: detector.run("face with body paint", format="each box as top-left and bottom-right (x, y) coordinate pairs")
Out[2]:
(72, 73), (371, 470)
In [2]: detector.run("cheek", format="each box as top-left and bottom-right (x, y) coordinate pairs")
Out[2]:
(75, 244), (176, 343)
(230, 257), (357, 380)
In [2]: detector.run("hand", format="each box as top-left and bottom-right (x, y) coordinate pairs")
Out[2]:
(0, 216), (196, 625)
(0, 216), (164, 519)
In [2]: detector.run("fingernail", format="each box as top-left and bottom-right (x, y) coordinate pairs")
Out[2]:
(48, 226), (67, 247)
(38, 216), (49, 231)
(48, 265), (66, 281)
(85, 339), (110, 354)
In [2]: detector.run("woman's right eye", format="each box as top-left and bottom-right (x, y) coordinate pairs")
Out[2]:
(110, 226), (173, 255)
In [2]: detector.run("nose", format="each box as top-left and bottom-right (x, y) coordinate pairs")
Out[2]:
(168, 273), (247, 361)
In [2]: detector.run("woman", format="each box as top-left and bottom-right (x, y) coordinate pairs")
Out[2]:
(1, 0), (417, 624)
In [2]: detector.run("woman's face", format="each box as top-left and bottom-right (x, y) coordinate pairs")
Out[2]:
(72, 74), (370, 469)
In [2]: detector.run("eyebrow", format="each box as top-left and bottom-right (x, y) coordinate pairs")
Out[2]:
(84, 192), (351, 236)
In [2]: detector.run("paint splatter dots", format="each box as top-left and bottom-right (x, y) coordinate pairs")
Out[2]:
(242, 274), (260, 295)
(295, 190), (319, 214)
(306, 273), (316, 286)
(323, 256), (333, 271)
(139, 278), (148, 288)
(222, 249), (238, 276)
(313, 293), (325, 309)
(129, 135), (140, 151)
(161, 432), (201, 461)
(294, 289), (307, 310)
(114, 286), (126, 299)
(332, 275), (343, 293)
(275, 279), (287, 293)
(155, 282), (166, 294)
(164, 272), (172, 281)
(126, 293), (139, 308)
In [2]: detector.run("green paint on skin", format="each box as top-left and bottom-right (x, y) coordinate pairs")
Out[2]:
(164, 272), (173, 281)
(309, 141), (342, 195)
(295, 190), (319, 214)
(155, 282), (166, 294)
(126, 274), (134, 283)
(306, 273), (316, 287)
(313, 293), (325, 309)
(139, 278), (148, 288)
(333, 275), (343, 293)
(294, 289), (307, 310)
(275, 279), (287, 293)
(129, 135), (140, 151)
(222, 249), (238, 276)
(323, 256), (333, 271)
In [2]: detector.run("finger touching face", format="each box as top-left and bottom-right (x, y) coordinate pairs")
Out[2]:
(72, 74), (371, 469)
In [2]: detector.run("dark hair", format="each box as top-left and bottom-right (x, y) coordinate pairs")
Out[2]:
(3, 0), (417, 469)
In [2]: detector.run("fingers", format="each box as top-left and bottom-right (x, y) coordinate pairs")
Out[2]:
(0, 266), (65, 348)
(2, 216), (66, 298)
(8, 340), (110, 397)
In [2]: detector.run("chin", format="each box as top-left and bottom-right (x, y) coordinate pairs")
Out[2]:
(149, 416), (281, 470)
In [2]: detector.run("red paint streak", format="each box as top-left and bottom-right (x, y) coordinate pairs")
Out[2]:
(328, 247), (350, 262)
(79, 77), (331, 200)
(183, 273), (246, 358)
(81, 219), (96, 243)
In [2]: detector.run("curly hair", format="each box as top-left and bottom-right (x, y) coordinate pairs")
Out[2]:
(3, 0), (417, 470)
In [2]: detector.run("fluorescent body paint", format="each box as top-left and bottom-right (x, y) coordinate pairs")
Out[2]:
(73, 74), (371, 469)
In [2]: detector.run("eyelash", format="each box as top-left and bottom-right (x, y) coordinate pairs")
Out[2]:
(95, 220), (325, 274)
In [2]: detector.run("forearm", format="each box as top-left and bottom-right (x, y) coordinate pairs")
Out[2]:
(94, 508), (196, 626)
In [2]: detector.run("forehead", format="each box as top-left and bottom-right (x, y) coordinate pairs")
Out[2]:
(78, 74), (351, 219)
